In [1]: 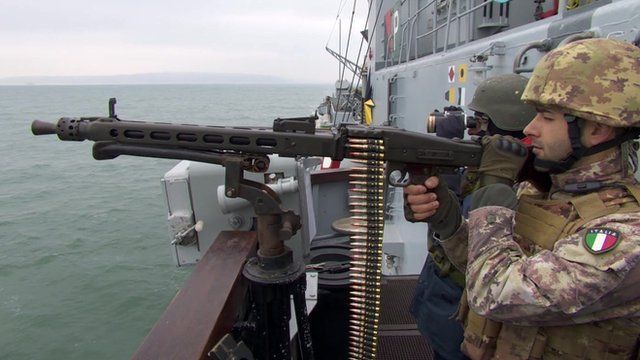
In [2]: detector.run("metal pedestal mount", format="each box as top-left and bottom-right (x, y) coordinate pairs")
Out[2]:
(218, 156), (315, 360)
(243, 244), (312, 360)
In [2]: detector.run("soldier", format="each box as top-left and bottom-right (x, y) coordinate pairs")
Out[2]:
(410, 74), (535, 360)
(405, 38), (640, 359)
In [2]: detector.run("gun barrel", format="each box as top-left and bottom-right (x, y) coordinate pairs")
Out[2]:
(31, 120), (57, 135)
(33, 117), (344, 159)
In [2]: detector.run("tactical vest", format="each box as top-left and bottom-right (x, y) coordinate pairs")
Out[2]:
(460, 183), (640, 360)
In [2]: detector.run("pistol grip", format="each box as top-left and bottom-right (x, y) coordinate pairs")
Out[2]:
(403, 172), (430, 223)
(404, 200), (421, 223)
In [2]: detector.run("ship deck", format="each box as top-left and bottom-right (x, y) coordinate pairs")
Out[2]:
(377, 276), (433, 360)
(133, 231), (434, 359)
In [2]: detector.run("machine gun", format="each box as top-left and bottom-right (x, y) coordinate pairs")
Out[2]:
(31, 99), (481, 360)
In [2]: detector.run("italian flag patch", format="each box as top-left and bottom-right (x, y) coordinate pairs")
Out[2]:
(584, 228), (620, 254)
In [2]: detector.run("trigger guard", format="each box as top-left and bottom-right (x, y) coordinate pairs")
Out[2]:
(388, 169), (410, 187)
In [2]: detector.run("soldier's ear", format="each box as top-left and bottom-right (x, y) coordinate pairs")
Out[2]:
(583, 121), (616, 147)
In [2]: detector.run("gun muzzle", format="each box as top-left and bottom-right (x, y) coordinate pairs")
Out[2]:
(31, 120), (57, 135)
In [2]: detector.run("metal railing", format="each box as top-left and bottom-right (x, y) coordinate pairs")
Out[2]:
(380, 0), (506, 68)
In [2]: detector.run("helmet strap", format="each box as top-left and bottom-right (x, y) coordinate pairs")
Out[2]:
(534, 115), (585, 173)
(534, 115), (640, 174)
(581, 127), (640, 157)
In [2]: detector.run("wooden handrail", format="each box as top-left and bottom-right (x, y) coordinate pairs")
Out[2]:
(132, 231), (257, 360)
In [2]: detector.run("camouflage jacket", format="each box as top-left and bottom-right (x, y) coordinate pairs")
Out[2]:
(440, 148), (640, 326)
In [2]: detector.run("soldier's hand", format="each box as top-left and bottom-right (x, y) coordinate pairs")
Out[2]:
(403, 176), (441, 221)
(403, 176), (462, 239)
(477, 135), (528, 187)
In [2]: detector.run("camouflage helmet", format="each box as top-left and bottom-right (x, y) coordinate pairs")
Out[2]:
(467, 74), (536, 131)
(522, 38), (640, 127)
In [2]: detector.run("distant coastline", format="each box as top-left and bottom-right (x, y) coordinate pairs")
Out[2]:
(0, 72), (309, 85)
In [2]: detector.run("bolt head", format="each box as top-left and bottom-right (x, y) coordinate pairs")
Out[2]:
(228, 215), (244, 229)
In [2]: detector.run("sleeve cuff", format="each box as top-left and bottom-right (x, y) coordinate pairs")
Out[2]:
(435, 215), (466, 242)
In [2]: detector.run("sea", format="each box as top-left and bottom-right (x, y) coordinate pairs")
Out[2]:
(0, 84), (332, 359)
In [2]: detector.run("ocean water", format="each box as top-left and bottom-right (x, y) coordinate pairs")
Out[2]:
(0, 84), (331, 359)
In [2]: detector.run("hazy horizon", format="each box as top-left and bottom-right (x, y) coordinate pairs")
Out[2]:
(0, 71), (335, 86)
(0, 1), (369, 84)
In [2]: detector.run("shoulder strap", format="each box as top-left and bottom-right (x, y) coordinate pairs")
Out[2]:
(569, 192), (613, 219)
(565, 184), (640, 235)
(623, 183), (640, 203)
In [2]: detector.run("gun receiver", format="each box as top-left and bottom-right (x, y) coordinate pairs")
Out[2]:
(30, 115), (481, 181)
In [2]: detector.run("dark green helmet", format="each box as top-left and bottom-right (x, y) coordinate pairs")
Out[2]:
(467, 74), (536, 131)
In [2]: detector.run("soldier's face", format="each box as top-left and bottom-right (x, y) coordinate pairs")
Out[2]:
(523, 109), (573, 162)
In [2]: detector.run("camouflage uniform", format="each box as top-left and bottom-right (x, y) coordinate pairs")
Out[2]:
(440, 39), (640, 359)
(411, 74), (535, 360)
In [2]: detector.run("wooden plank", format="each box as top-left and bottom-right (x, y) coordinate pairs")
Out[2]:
(132, 231), (257, 360)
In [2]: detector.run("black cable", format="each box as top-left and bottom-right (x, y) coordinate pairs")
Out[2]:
(339, 0), (384, 125)
(338, 3), (368, 125)
(334, 0), (358, 126)
(326, 0), (350, 48)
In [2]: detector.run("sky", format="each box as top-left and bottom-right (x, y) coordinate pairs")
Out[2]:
(0, 0), (369, 83)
